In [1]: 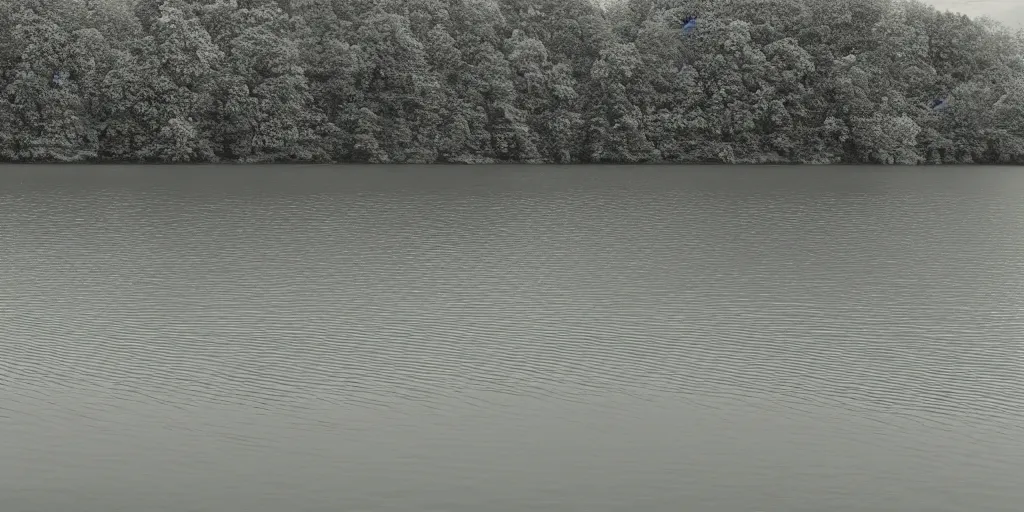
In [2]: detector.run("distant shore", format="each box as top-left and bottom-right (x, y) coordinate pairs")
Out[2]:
(1, 0), (1021, 165)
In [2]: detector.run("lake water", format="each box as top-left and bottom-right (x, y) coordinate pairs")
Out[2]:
(1, 165), (1022, 512)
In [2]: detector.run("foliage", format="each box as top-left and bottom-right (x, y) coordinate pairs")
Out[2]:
(0, 0), (1021, 163)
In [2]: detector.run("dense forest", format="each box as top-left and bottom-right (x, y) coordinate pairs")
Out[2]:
(0, 0), (1022, 164)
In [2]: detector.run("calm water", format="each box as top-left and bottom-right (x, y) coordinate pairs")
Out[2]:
(1, 165), (1022, 512)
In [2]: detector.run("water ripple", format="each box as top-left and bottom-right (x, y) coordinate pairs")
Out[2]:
(0, 165), (1022, 512)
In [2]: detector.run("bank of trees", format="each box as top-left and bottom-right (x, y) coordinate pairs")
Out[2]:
(0, 0), (1021, 164)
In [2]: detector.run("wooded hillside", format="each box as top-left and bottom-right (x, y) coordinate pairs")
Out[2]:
(1, 0), (1021, 164)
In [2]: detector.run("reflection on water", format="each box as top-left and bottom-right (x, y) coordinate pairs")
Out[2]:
(1, 165), (1022, 512)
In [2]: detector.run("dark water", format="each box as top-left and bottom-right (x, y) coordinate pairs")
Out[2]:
(1, 165), (1022, 512)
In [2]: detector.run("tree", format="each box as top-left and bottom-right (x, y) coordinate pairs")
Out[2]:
(205, 2), (332, 161)
(0, 8), (95, 161)
(1, 0), (1022, 164)
(99, 3), (220, 161)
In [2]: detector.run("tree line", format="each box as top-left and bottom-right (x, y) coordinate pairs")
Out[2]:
(0, 0), (1022, 164)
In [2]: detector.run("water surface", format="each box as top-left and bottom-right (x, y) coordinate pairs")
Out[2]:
(1, 165), (1022, 512)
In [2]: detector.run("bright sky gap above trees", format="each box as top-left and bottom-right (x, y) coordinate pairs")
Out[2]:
(0, 0), (1022, 164)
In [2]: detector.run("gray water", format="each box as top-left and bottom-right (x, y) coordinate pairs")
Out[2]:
(0, 165), (1022, 512)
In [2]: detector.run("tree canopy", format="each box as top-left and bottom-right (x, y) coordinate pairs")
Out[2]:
(1, 0), (1022, 164)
